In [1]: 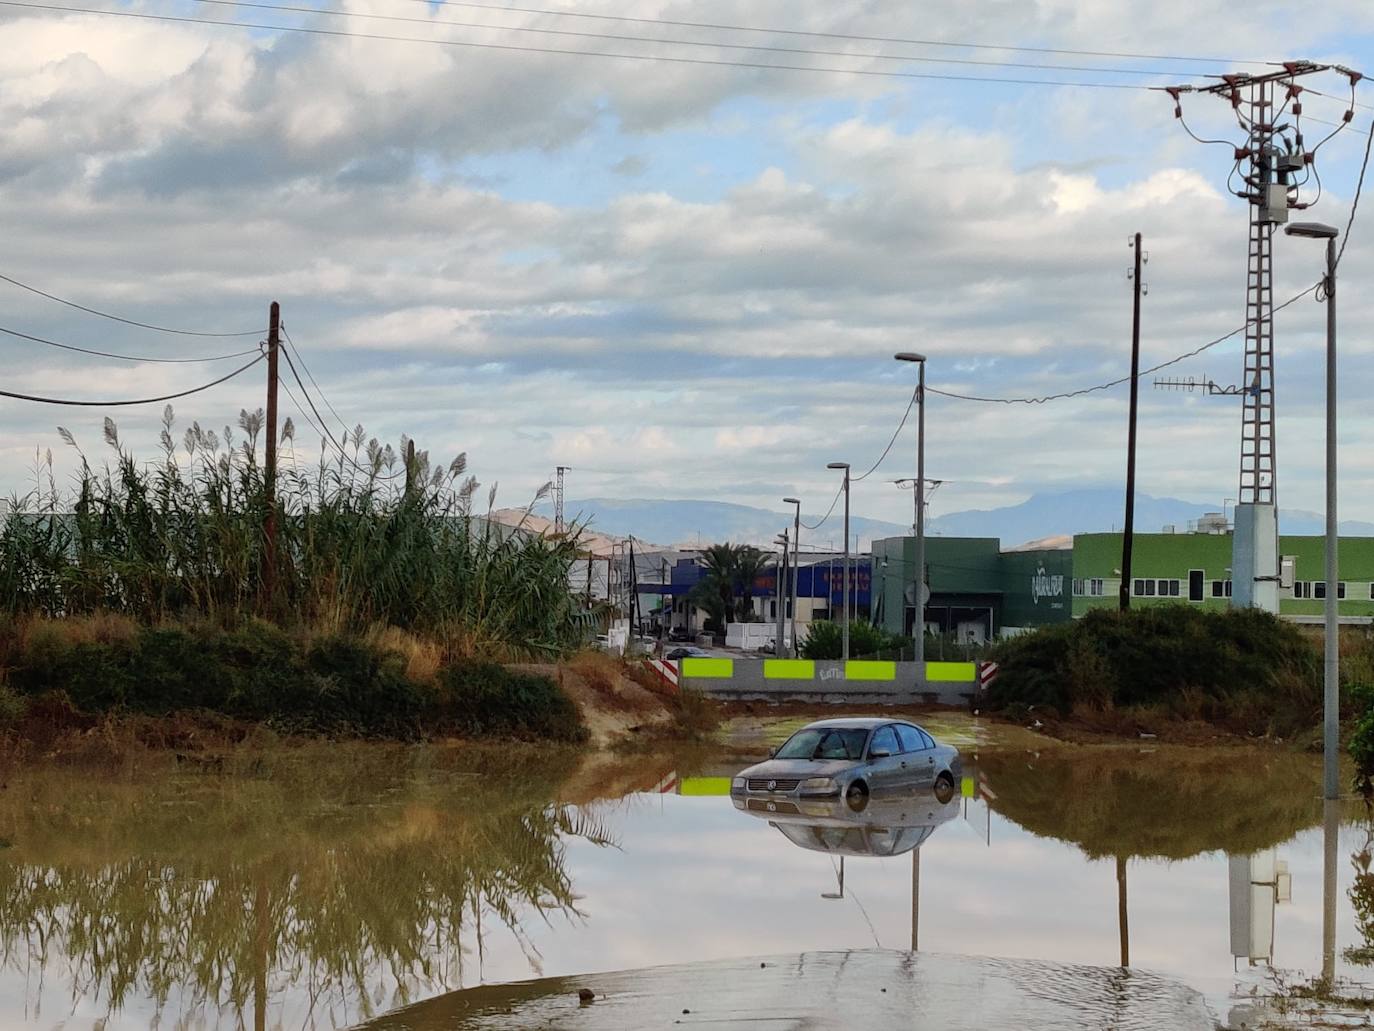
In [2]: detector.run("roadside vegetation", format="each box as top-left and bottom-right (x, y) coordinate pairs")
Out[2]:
(0, 410), (594, 746)
(985, 606), (1332, 738)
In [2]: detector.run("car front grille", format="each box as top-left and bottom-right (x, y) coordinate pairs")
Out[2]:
(747, 778), (801, 792)
(747, 798), (799, 814)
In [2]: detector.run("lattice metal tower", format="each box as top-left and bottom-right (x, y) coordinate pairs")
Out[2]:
(554, 466), (568, 535)
(1166, 63), (1358, 611)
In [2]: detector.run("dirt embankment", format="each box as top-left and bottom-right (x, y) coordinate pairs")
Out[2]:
(514, 655), (681, 749)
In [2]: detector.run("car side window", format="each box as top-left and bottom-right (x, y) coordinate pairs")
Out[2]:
(918, 728), (936, 750)
(868, 726), (899, 758)
(895, 725), (925, 753)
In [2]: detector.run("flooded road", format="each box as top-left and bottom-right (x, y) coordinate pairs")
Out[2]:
(0, 737), (1365, 1028)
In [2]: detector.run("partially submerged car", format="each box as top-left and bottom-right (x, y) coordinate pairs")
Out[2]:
(729, 717), (961, 809)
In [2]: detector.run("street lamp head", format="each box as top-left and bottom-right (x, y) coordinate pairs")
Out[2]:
(1285, 221), (1340, 239)
(783, 496), (801, 505)
(894, 351), (927, 363)
(827, 462), (849, 471)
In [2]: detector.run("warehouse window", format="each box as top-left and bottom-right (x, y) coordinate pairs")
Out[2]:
(1211, 580), (1225, 598)
(1088, 578), (1104, 597)
(1073, 578), (1085, 597)
(1315, 582), (1326, 600)
(1340, 582), (1348, 600)
(1294, 582), (1311, 599)
(1157, 579), (1180, 597)
(1134, 579), (1146, 596)
(1188, 570), (1205, 602)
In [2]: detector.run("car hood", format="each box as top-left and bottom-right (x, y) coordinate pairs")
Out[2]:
(739, 758), (858, 780)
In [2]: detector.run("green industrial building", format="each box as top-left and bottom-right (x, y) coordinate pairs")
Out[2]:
(872, 529), (1374, 641)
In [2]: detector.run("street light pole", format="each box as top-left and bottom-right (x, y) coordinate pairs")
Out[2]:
(827, 462), (852, 663)
(1286, 221), (1340, 800)
(784, 497), (801, 658)
(895, 353), (928, 667)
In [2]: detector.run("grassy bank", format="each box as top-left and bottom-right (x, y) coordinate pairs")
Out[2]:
(986, 606), (1337, 739)
(0, 614), (588, 751)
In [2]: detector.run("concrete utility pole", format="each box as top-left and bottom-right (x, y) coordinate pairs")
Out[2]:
(774, 530), (789, 658)
(1286, 220), (1340, 799)
(264, 301), (280, 602)
(783, 497), (801, 658)
(1121, 234), (1144, 612)
(827, 462), (852, 662)
(895, 353), (928, 663)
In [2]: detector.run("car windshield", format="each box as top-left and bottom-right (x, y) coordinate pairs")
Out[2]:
(774, 727), (868, 761)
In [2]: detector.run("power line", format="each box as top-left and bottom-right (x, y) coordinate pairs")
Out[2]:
(403, 0), (1275, 67)
(280, 325), (350, 433)
(191, 0), (1218, 78)
(0, 322), (262, 363)
(926, 283), (1320, 404)
(278, 342), (403, 480)
(801, 483), (842, 531)
(0, 270), (264, 337)
(853, 385), (917, 482)
(0, 352), (264, 406)
(1337, 117), (1374, 269)
(0, 2), (1175, 90)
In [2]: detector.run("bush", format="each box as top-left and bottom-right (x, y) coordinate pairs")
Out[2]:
(2, 617), (586, 743)
(800, 620), (909, 660)
(987, 605), (1321, 736)
(438, 661), (586, 742)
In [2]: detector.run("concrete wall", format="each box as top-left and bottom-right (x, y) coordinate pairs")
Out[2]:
(678, 657), (980, 705)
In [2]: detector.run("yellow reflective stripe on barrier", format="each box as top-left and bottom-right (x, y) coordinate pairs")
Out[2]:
(844, 660), (896, 681)
(926, 661), (977, 683)
(680, 657), (733, 678)
(764, 659), (815, 679)
(679, 777), (732, 796)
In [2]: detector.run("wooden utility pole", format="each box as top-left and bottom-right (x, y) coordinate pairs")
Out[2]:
(1120, 235), (1143, 612)
(264, 301), (281, 601)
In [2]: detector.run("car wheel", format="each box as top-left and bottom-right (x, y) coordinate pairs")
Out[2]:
(933, 772), (955, 804)
(845, 780), (869, 813)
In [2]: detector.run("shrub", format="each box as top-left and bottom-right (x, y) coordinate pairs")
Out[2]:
(800, 620), (909, 660)
(437, 661), (586, 742)
(987, 605), (1321, 736)
(2, 617), (587, 743)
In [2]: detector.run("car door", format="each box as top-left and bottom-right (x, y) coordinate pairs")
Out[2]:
(894, 724), (933, 790)
(865, 725), (903, 795)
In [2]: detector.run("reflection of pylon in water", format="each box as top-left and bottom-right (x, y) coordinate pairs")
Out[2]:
(1162, 62), (1362, 613)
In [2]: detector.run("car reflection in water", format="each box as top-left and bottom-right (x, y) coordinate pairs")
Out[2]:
(733, 791), (960, 858)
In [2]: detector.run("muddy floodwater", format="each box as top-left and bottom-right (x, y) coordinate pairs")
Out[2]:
(0, 731), (1368, 1029)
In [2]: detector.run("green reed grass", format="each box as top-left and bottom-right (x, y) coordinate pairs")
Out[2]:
(0, 407), (585, 658)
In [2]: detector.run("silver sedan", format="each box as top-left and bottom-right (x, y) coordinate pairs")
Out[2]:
(729, 717), (961, 810)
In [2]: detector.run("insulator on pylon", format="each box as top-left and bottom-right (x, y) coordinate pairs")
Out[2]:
(1292, 102), (1302, 115)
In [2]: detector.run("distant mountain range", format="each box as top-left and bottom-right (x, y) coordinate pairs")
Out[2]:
(552, 498), (909, 550)
(546, 491), (1374, 550)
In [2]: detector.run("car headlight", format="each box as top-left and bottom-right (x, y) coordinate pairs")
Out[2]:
(800, 777), (835, 791)
(731, 777), (746, 789)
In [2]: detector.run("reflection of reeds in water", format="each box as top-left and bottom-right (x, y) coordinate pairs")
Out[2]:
(0, 745), (619, 1028)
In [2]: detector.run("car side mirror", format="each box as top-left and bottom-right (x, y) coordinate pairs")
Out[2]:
(869, 748), (891, 760)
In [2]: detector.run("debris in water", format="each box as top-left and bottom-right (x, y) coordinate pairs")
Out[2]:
(577, 988), (595, 1004)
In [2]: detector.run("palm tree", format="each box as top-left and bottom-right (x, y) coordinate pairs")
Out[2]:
(688, 543), (774, 625)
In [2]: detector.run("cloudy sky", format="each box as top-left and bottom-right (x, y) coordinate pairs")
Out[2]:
(3, 0), (1374, 530)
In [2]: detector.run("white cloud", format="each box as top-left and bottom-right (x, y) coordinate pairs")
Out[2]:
(0, 0), (1372, 530)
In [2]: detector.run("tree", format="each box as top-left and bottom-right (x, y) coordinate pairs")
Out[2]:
(688, 542), (775, 625)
